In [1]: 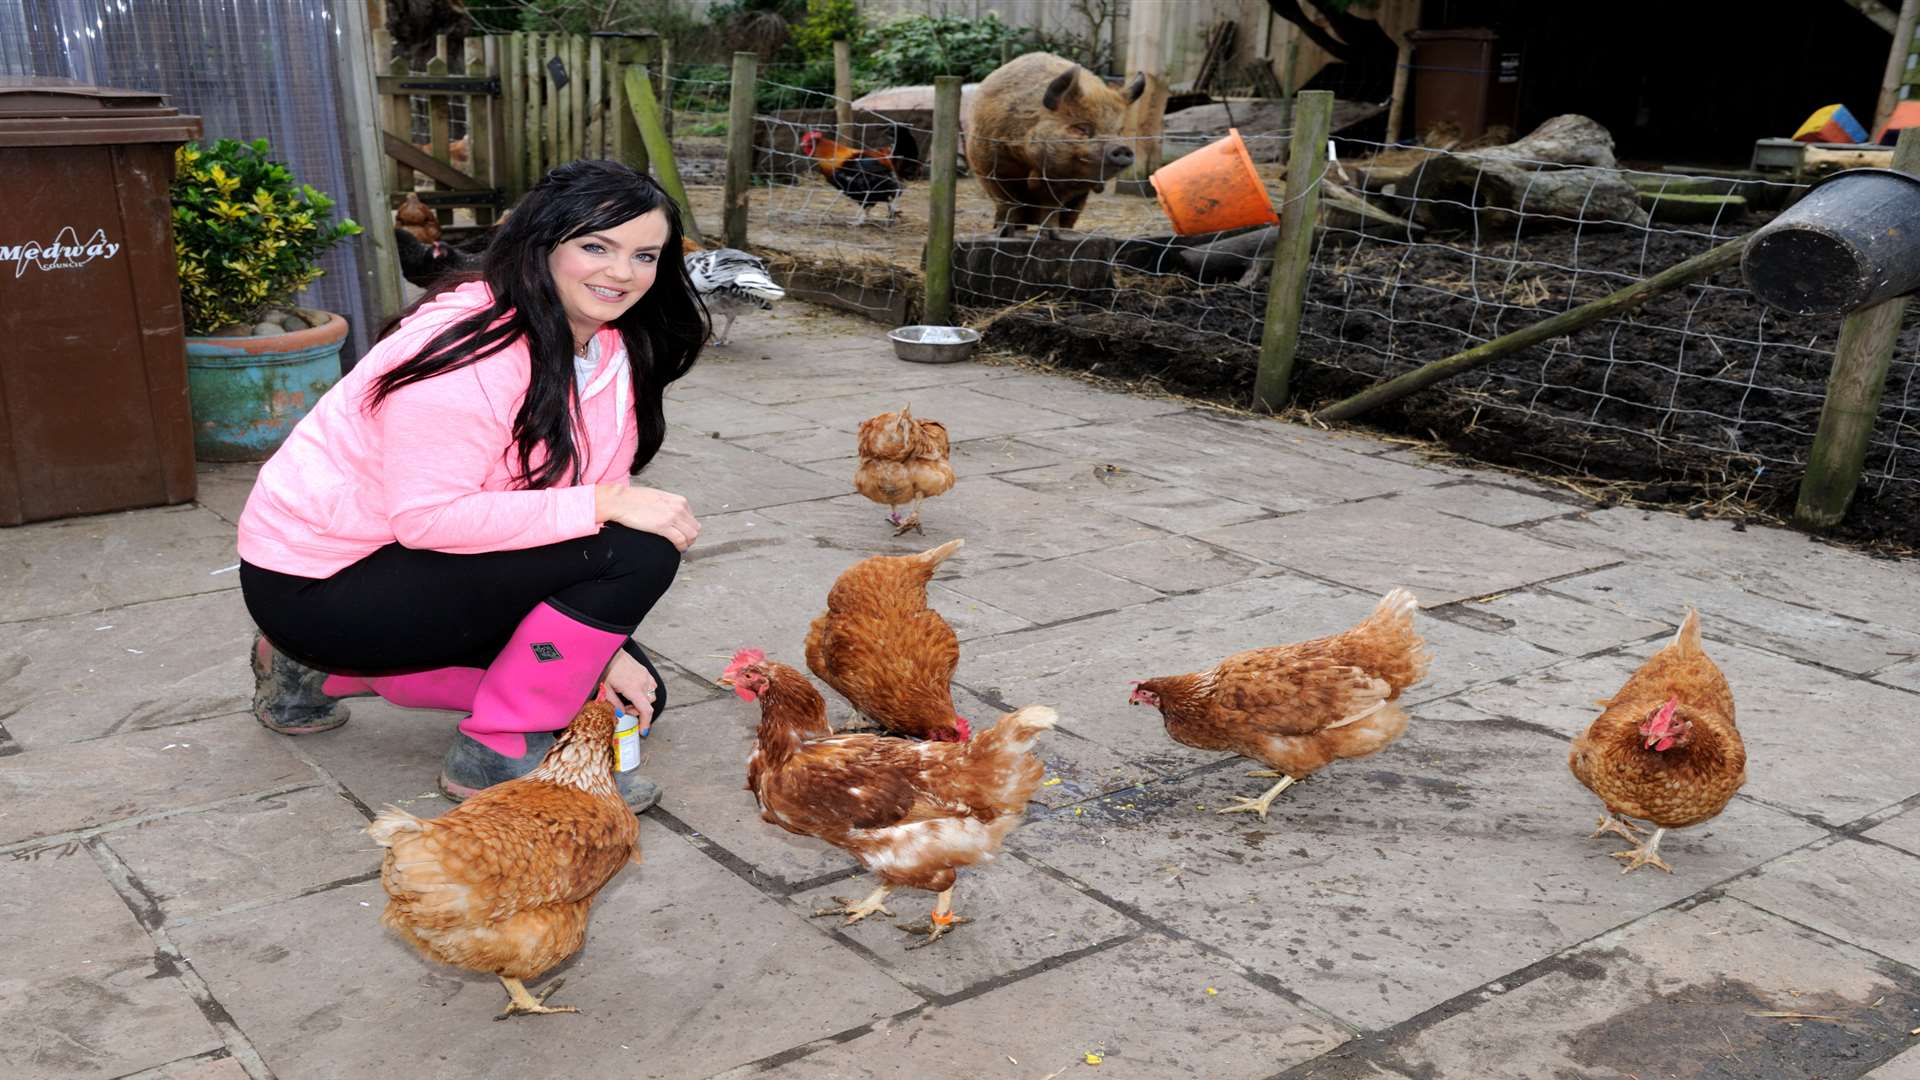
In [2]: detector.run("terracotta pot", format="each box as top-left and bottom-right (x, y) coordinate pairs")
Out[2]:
(184, 309), (348, 461)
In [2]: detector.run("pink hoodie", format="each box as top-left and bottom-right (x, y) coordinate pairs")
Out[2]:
(238, 281), (640, 578)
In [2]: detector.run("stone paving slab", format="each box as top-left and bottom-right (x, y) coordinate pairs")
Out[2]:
(1, 846), (223, 1079)
(1870, 1047), (1920, 1079)
(102, 785), (377, 927)
(925, 581), (1032, 641)
(192, 463), (257, 526)
(134, 1055), (251, 1080)
(169, 818), (922, 1080)
(0, 714), (311, 848)
(941, 556), (1164, 626)
(1198, 501), (1620, 607)
(1011, 719), (1824, 1031)
(0, 506), (241, 624)
(725, 934), (1349, 1080)
(1455, 638), (1920, 827)
(1369, 478), (1582, 527)
(1523, 508), (1920, 636)
(1, 589), (254, 748)
(1726, 839), (1920, 969)
(996, 460), (1273, 534)
(1076, 535), (1273, 594)
(643, 432), (852, 515)
(756, 478), (1163, 577)
(1866, 808), (1920, 856)
(971, 369), (1193, 423)
(667, 389), (821, 439)
(1547, 562), (1920, 674)
(1297, 897), (1920, 1080)
(769, 384), (1089, 441)
(1876, 659), (1920, 690)
(1433, 587), (1670, 658)
(789, 852), (1140, 998)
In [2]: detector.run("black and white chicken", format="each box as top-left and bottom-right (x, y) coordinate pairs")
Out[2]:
(685, 245), (785, 347)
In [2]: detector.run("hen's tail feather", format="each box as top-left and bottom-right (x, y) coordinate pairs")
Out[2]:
(1671, 608), (1703, 654)
(968, 704), (1058, 758)
(913, 537), (964, 567)
(1358, 588), (1432, 688)
(367, 808), (426, 847)
(890, 123), (923, 181)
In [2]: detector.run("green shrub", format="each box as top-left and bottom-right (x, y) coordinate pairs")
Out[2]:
(864, 13), (1023, 86)
(170, 139), (361, 335)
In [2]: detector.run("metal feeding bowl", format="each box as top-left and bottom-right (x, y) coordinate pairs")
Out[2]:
(888, 325), (980, 364)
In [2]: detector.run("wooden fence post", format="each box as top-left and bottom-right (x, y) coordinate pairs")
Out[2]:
(569, 34), (586, 160)
(1384, 34), (1413, 145)
(924, 75), (963, 326)
(625, 63), (701, 244)
(428, 36), (452, 227)
(610, 36), (650, 175)
(659, 37), (675, 143)
(1794, 125), (1920, 527)
(724, 51), (757, 249)
(1253, 89), (1332, 412)
(470, 41), (497, 224)
(501, 33), (523, 198)
(833, 39), (854, 142)
(587, 36), (604, 158)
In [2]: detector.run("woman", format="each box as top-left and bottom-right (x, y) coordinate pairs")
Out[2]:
(237, 160), (704, 812)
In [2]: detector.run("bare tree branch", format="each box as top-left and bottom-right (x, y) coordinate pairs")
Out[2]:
(1839, 0), (1899, 33)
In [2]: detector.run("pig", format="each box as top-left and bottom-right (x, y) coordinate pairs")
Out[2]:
(965, 52), (1146, 236)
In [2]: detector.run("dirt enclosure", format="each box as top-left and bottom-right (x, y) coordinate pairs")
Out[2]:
(690, 175), (1918, 551)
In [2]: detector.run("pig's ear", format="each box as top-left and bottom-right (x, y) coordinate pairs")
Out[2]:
(1042, 67), (1081, 111)
(1123, 72), (1146, 103)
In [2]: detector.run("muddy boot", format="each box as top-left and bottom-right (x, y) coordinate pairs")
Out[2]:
(251, 633), (362, 735)
(436, 730), (662, 813)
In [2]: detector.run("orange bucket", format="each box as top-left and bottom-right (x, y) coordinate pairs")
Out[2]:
(1149, 128), (1279, 236)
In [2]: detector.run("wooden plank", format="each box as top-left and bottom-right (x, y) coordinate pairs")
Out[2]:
(833, 39), (853, 141)
(588, 35), (605, 158)
(1254, 89), (1332, 411)
(1315, 237), (1749, 423)
(526, 32), (543, 182)
(1794, 127), (1920, 528)
(659, 36), (674, 143)
(501, 33), (523, 199)
(338, 0), (403, 324)
(625, 63), (700, 243)
(428, 35), (452, 227)
(381, 133), (487, 189)
(1384, 33), (1413, 144)
(470, 41), (496, 225)
(386, 37), (415, 194)
(570, 34), (586, 161)
(924, 76), (963, 326)
(724, 51), (757, 248)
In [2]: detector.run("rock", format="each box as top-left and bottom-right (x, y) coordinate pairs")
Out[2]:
(250, 321), (286, 336)
(295, 308), (331, 328)
(210, 323), (255, 337)
(1400, 114), (1649, 232)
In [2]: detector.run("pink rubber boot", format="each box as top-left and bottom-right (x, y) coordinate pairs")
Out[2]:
(439, 601), (637, 803)
(323, 668), (485, 712)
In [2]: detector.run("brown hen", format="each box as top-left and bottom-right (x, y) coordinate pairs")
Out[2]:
(723, 652), (1054, 947)
(394, 191), (440, 246)
(806, 538), (970, 742)
(1130, 588), (1430, 819)
(366, 701), (638, 1018)
(854, 405), (954, 535)
(1570, 609), (1744, 874)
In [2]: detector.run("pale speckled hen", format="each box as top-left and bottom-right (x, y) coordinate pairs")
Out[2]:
(366, 701), (639, 1018)
(1129, 588), (1431, 819)
(854, 405), (954, 535)
(722, 652), (1054, 947)
(1570, 609), (1744, 874)
(806, 539), (970, 742)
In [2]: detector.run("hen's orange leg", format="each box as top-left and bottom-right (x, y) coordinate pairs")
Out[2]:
(495, 976), (576, 1020)
(1589, 815), (1646, 842)
(1216, 775), (1298, 820)
(892, 493), (925, 536)
(901, 887), (970, 949)
(812, 883), (895, 924)
(1610, 827), (1673, 874)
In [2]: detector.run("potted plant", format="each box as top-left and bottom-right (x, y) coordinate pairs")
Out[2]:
(172, 138), (362, 461)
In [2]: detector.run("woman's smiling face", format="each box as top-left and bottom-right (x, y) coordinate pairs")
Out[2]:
(547, 208), (670, 345)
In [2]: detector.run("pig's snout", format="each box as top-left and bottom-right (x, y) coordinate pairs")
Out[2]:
(1102, 143), (1135, 176)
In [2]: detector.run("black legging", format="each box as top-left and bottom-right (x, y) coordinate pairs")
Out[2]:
(242, 524), (680, 702)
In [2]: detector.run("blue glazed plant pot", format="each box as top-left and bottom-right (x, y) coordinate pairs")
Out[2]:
(185, 309), (347, 462)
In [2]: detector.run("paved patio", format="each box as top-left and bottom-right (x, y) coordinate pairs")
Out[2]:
(4, 301), (1920, 1080)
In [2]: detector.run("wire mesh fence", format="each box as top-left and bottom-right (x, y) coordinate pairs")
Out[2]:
(669, 68), (1917, 541)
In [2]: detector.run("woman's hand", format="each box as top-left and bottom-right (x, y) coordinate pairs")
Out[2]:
(595, 484), (700, 551)
(600, 649), (658, 734)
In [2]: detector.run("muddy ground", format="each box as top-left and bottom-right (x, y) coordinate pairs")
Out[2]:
(983, 222), (1920, 552)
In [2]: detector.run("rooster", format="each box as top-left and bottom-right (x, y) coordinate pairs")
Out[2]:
(854, 404), (954, 535)
(806, 539), (970, 743)
(1130, 589), (1431, 819)
(1570, 609), (1744, 874)
(682, 238), (785, 346)
(365, 701), (639, 1018)
(721, 650), (1055, 947)
(797, 123), (923, 226)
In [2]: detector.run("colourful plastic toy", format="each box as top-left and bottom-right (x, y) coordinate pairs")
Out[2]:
(1793, 103), (1869, 144)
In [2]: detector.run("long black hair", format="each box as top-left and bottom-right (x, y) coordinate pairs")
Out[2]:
(369, 160), (707, 488)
